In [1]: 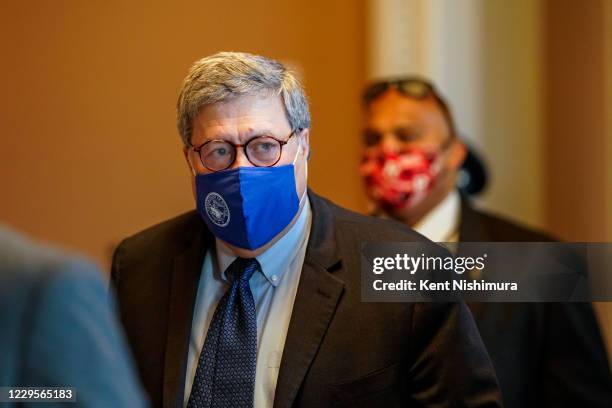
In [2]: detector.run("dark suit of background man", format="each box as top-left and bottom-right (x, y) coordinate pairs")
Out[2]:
(358, 77), (612, 407)
(0, 225), (148, 408)
(111, 52), (503, 408)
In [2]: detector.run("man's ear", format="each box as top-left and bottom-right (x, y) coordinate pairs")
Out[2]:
(300, 129), (311, 161)
(448, 139), (467, 170)
(183, 146), (196, 175)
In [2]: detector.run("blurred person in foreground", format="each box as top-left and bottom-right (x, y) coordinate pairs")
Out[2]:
(0, 225), (148, 407)
(111, 52), (502, 407)
(359, 77), (612, 407)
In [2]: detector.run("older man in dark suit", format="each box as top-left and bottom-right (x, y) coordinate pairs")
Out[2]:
(358, 77), (612, 407)
(111, 52), (502, 407)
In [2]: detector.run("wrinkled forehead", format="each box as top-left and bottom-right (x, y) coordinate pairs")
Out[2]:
(191, 93), (291, 141)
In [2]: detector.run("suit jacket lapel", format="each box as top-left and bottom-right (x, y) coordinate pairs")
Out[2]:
(163, 218), (211, 408)
(273, 191), (345, 408)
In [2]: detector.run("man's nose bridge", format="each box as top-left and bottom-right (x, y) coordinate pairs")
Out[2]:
(381, 132), (400, 153)
(232, 146), (251, 168)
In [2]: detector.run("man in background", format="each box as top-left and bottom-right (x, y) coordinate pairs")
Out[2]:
(358, 77), (612, 407)
(0, 225), (148, 407)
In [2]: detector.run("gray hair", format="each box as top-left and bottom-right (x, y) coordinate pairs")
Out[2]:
(176, 51), (311, 146)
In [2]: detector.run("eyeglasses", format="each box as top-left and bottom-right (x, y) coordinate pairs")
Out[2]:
(191, 131), (297, 172)
(362, 78), (434, 105)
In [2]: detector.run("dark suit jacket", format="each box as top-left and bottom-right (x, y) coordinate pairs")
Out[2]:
(460, 196), (612, 407)
(112, 191), (502, 407)
(0, 226), (148, 408)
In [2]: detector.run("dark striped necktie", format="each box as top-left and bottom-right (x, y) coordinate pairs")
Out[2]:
(187, 257), (260, 408)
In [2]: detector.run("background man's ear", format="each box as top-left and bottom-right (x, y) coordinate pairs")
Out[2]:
(448, 139), (467, 170)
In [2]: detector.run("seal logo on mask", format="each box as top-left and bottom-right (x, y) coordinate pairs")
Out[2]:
(204, 192), (230, 227)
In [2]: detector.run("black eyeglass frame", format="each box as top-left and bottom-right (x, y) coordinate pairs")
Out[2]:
(190, 130), (298, 172)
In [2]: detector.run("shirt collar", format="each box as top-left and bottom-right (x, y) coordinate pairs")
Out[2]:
(413, 189), (461, 242)
(215, 197), (312, 287)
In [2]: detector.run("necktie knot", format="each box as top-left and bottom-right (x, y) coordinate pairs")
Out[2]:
(226, 257), (260, 284)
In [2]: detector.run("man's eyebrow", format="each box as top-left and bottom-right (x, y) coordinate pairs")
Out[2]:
(393, 124), (421, 134)
(202, 128), (277, 143)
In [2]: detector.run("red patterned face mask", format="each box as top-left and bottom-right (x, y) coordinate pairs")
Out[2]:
(360, 148), (441, 211)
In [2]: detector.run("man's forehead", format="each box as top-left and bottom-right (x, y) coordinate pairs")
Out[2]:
(196, 94), (285, 121)
(368, 90), (439, 116)
(366, 91), (447, 129)
(192, 94), (290, 139)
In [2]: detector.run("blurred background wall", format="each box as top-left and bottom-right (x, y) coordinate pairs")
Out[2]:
(1, 0), (611, 354)
(0, 0), (366, 265)
(367, 0), (545, 229)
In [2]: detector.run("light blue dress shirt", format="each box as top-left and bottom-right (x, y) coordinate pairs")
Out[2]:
(184, 198), (312, 407)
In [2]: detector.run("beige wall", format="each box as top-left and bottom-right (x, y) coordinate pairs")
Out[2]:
(0, 1), (367, 268)
(479, 0), (544, 230)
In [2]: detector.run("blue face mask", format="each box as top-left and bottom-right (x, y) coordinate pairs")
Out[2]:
(195, 158), (302, 250)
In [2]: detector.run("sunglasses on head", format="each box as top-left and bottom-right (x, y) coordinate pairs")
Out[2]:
(362, 78), (436, 105)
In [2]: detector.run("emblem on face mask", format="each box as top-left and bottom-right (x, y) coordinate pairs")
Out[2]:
(204, 192), (230, 227)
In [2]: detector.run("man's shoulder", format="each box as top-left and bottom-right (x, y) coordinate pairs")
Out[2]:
(0, 228), (111, 333)
(0, 226), (101, 286)
(111, 210), (205, 287)
(0, 227), (147, 406)
(465, 202), (556, 242)
(313, 194), (429, 243)
(0, 226), (109, 381)
(116, 210), (202, 255)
